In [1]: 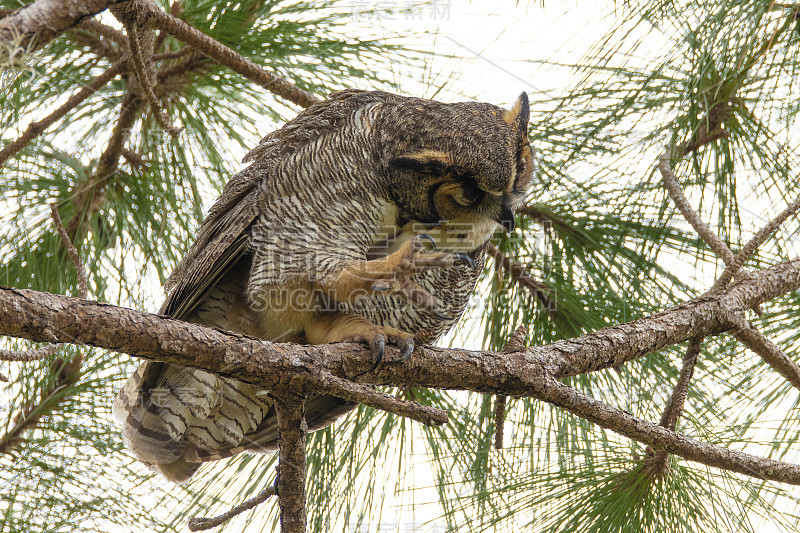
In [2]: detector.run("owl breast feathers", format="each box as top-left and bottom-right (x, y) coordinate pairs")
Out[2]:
(113, 89), (535, 481)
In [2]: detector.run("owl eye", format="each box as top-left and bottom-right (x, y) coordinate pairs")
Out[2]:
(452, 187), (482, 207)
(451, 173), (483, 207)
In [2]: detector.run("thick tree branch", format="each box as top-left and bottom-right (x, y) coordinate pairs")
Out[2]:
(2, 260), (799, 393)
(3, 260), (800, 483)
(0, 0), (117, 58)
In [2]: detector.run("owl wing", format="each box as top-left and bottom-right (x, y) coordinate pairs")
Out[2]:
(114, 103), (382, 480)
(113, 160), (272, 482)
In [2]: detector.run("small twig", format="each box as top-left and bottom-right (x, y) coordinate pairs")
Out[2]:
(683, 129), (730, 155)
(711, 195), (800, 292)
(494, 326), (528, 450)
(146, 6), (321, 108)
(152, 46), (191, 61)
(658, 146), (736, 265)
(519, 204), (586, 240)
(729, 315), (800, 390)
(67, 28), (120, 60)
(494, 395), (507, 450)
(188, 483), (277, 531)
(66, 91), (140, 239)
(485, 243), (556, 313)
(121, 148), (149, 170)
(0, 354), (82, 455)
(275, 396), (308, 533)
(0, 343), (60, 362)
(0, 204), (87, 362)
(76, 18), (127, 49)
(50, 204), (88, 298)
(0, 62), (123, 167)
(318, 371), (447, 426)
(126, 23), (182, 138)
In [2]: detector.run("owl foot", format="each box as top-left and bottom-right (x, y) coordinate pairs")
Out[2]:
(342, 325), (415, 373)
(306, 313), (415, 373)
(368, 235), (462, 312)
(323, 235), (469, 315)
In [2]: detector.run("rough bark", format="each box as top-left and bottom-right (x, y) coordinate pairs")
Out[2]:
(1, 259), (799, 393)
(275, 397), (308, 533)
(0, 0), (116, 56)
(3, 259), (800, 483)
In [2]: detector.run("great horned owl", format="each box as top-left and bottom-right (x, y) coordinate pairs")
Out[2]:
(114, 90), (534, 482)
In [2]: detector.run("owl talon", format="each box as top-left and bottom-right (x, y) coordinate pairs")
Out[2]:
(368, 336), (386, 373)
(415, 234), (437, 250)
(398, 338), (414, 361)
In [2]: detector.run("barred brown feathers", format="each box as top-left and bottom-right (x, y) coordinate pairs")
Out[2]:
(114, 90), (534, 481)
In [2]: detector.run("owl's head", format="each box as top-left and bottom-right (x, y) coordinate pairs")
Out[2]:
(377, 92), (535, 250)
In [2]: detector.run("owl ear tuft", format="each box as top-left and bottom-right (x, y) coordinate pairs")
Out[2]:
(503, 92), (530, 137)
(390, 149), (452, 174)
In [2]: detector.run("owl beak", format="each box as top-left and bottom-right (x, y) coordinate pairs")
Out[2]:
(496, 198), (516, 233)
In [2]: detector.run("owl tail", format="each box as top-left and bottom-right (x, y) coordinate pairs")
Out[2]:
(115, 361), (357, 482)
(113, 361), (272, 482)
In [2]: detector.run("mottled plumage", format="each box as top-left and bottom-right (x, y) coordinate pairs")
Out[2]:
(114, 90), (534, 481)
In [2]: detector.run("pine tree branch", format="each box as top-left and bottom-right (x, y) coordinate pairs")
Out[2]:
(315, 372), (448, 426)
(646, 338), (701, 479)
(275, 396), (307, 533)
(0, 0), (118, 58)
(711, 195), (800, 292)
(0, 61), (123, 167)
(122, 21), (181, 137)
(658, 340), (700, 432)
(2, 260), (799, 391)
(187, 483), (277, 531)
(658, 145), (736, 265)
(143, 4), (321, 108)
(729, 316), (800, 390)
(494, 326), (528, 450)
(66, 91), (140, 238)
(3, 260), (800, 483)
(532, 368), (800, 484)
